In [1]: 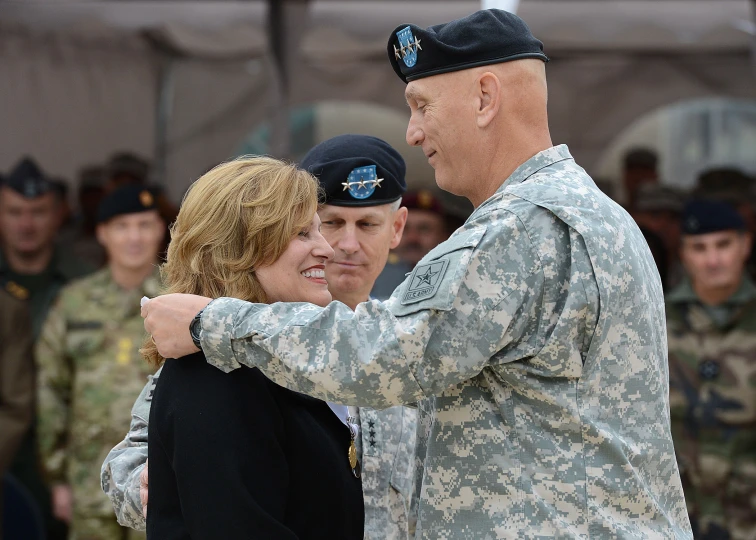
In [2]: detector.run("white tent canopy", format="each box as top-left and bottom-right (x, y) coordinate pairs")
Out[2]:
(0, 0), (753, 204)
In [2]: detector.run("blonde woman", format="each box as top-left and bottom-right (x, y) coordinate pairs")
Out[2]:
(143, 157), (364, 539)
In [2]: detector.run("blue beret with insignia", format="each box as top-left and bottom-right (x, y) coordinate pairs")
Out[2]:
(300, 134), (406, 207)
(97, 184), (159, 224)
(387, 9), (548, 84)
(682, 199), (746, 236)
(4, 157), (54, 199)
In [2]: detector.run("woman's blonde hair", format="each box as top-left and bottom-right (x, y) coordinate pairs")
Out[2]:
(142, 155), (320, 367)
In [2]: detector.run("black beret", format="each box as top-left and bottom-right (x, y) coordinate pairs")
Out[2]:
(387, 9), (548, 84)
(4, 157), (54, 199)
(97, 184), (159, 224)
(300, 134), (406, 207)
(682, 199), (746, 236)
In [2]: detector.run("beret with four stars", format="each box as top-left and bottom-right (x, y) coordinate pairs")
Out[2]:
(387, 8), (548, 84)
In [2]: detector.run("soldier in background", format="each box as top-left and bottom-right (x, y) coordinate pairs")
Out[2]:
(0, 288), (34, 535)
(632, 183), (687, 290)
(0, 157), (94, 540)
(37, 185), (163, 540)
(666, 199), (756, 538)
(694, 167), (756, 283)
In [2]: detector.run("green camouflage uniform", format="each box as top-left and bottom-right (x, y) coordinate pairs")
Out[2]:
(197, 145), (692, 538)
(667, 276), (756, 539)
(37, 267), (160, 540)
(101, 370), (418, 539)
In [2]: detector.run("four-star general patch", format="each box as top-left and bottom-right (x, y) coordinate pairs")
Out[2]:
(402, 259), (448, 304)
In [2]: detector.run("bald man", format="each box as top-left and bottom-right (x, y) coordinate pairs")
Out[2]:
(142, 10), (692, 538)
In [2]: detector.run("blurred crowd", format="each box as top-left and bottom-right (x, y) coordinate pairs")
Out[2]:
(0, 145), (754, 539)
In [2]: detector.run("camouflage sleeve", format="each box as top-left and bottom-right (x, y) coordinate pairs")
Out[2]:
(101, 368), (159, 531)
(35, 298), (72, 484)
(201, 210), (543, 408)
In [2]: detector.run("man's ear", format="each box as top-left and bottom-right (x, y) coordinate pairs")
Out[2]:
(743, 232), (752, 260)
(476, 72), (502, 129)
(95, 223), (107, 247)
(390, 207), (408, 249)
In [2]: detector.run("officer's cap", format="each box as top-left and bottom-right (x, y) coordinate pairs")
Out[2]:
(4, 157), (54, 199)
(682, 199), (746, 236)
(97, 184), (159, 224)
(387, 9), (548, 84)
(300, 134), (406, 207)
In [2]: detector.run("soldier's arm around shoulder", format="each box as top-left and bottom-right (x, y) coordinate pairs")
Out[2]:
(201, 208), (545, 408)
(101, 368), (160, 531)
(35, 295), (74, 484)
(0, 294), (34, 474)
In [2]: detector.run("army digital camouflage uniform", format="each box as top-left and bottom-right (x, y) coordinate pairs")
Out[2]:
(37, 267), (160, 540)
(101, 370), (418, 540)
(198, 145), (692, 539)
(666, 276), (756, 539)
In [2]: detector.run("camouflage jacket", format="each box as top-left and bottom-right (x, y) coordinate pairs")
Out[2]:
(101, 371), (417, 539)
(36, 267), (160, 519)
(199, 145), (693, 539)
(666, 277), (756, 539)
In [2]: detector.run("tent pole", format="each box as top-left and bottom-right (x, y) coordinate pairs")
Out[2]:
(267, 0), (309, 160)
(153, 54), (174, 188)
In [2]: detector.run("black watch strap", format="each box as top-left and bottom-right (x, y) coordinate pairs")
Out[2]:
(190, 307), (205, 350)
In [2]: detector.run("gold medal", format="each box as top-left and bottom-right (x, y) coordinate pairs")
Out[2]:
(348, 440), (358, 469)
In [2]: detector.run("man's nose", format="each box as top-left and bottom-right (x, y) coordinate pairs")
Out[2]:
(406, 115), (423, 147)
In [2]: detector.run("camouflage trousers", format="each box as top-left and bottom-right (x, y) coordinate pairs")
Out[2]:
(71, 514), (145, 540)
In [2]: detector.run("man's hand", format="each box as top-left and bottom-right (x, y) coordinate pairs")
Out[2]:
(52, 484), (73, 523)
(142, 293), (212, 359)
(140, 460), (149, 518)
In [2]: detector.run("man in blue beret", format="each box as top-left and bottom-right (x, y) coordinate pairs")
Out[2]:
(666, 199), (756, 538)
(0, 157), (94, 540)
(143, 9), (692, 538)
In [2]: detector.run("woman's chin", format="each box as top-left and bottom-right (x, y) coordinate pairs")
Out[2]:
(310, 291), (332, 307)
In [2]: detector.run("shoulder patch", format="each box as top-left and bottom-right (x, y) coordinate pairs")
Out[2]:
(402, 259), (448, 304)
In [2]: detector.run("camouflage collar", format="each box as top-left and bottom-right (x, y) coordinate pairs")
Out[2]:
(666, 275), (756, 307)
(475, 144), (574, 215)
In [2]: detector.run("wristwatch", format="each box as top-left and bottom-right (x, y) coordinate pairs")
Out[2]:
(190, 308), (205, 351)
